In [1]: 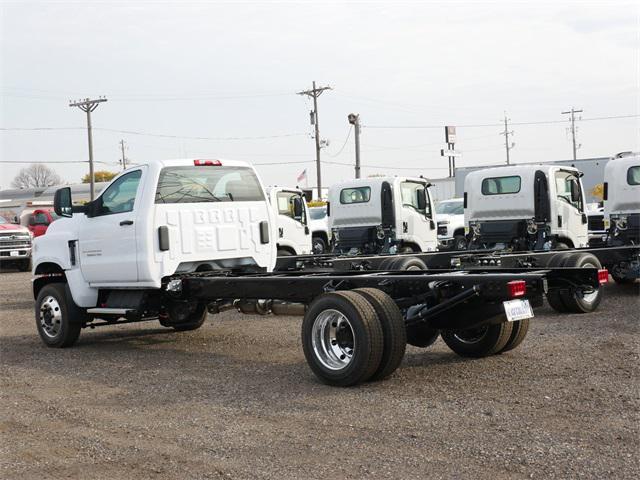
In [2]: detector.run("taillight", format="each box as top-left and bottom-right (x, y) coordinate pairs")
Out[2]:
(507, 280), (526, 298)
(194, 159), (222, 166)
(598, 269), (609, 284)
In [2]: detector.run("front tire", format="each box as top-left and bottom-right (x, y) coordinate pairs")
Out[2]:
(35, 283), (84, 348)
(312, 236), (327, 254)
(453, 235), (468, 251)
(441, 322), (514, 358)
(301, 291), (384, 387)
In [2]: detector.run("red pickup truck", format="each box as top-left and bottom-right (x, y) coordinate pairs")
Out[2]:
(26, 209), (58, 238)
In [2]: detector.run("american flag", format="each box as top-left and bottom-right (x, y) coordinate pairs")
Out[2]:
(297, 169), (307, 183)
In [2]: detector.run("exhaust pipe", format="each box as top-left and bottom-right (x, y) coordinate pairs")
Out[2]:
(233, 299), (305, 316)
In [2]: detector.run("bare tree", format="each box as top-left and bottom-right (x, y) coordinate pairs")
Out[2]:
(11, 164), (63, 189)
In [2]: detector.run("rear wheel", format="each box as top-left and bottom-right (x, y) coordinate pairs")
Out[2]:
(35, 283), (84, 348)
(497, 319), (530, 353)
(352, 288), (406, 381)
(406, 324), (440, 348)
(546, 253), (571, 312)
(560, 253), (603, 313)
(441, 322), (514, 358)
(301, 291), (384, 387)
(387, 256), (427, 271)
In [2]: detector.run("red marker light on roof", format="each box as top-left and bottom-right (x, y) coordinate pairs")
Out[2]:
(194, 159), (222, 166)
(598, 269), (609, 284)
(507, 280), (526, 298)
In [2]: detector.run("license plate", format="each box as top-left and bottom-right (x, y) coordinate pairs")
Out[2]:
(503, 299), (534, 322)
(9, 250), (19, 257)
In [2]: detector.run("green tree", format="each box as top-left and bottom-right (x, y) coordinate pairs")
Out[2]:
(82, 171), (118, 183)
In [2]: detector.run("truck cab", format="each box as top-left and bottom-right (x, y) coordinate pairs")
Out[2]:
(33, 159), (277, 309)
(266, 186), (312, 256)
(328, 176), (437, 254)
(464, 165), (588, 251)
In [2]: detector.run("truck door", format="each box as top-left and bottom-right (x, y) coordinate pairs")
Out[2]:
(397, 181), (437, 251)
(276, 190), (310, 255)
(79, 168), (144, 283)
(552, 170), (588, 247)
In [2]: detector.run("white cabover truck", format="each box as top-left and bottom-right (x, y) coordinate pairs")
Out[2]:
(265, 186), (312, 256)
(327, 177), (438, 254)
(31, 158), (607, 387)
(464, 165), (589, 251)
(602, 152), (640, 283)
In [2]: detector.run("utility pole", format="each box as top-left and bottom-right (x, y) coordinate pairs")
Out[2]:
(119, 139), (127, 170)
(297, 81), (331, 199)
(69, 97), (108, 200)
(500, 113), (515, 165)
(561, 107), (583, 160)
(348, 113), (361, 178)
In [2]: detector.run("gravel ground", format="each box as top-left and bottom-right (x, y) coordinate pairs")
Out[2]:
(1, 270), (638, 479)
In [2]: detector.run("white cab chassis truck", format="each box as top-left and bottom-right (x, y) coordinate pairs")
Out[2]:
(266, 186), (312, 256)
(602, 152), (640, 282)
(464, 165), (588, 251)
(328, 177), (437, 254)
(31, 158), (607, 387)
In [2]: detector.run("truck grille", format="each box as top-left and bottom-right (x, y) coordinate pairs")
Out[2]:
(0, 233), (31, 249)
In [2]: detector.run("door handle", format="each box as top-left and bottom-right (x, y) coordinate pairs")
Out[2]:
(119, 220), (134, 226)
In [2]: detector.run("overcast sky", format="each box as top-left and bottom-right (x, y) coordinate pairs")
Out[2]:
(1, 0), (638, 190)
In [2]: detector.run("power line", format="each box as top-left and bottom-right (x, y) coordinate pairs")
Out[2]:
(327, 125), (353, 158)
(363, 114), (640, 129)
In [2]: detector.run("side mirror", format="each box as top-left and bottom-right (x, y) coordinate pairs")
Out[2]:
(416, 189), (427, 211)
(292, 196), (304, 219)
(570, 180), (580, 203)
(54, 187), (73, 218)
(581, 213), (588, 224)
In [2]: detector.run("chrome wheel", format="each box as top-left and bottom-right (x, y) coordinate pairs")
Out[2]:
(311, 309), (355, 370)
(579, 262), (599, 304)
(39, 295), (62, 339)
(453, 326), (488, 344)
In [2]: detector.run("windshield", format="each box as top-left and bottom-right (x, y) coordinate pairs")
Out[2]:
(436, 200), (463, 215)
(0, 216), (7, 224)
(309, 207), (326, 220)
(155, 166), (265, 204)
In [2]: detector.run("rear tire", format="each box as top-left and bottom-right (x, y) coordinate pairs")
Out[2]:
(498, 319), (530, 353)
(35, 283), (84, 348)
(559, 253), (603, 313)
(171, 302), (208, 331)
(388, 256), (427, 271)
(441, 322), (514, 358)
(301, 291), (384, 387)
(352, 288), (406, 381)
(406, 324), (440, 348)
(546, 253), (571, 312)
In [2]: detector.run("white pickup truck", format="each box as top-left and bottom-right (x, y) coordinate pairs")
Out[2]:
(435, 197), (466, 250)
(464, 165), (589, 251)
(266, 186), (312, 256)
(328, 177), (437, 254)
(31, 158), (606, 387)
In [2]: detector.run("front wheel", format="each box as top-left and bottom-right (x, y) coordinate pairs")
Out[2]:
(441, 322), (514, 358)
(312, 236), (328, 254)
(35, 283), (84, 348)
(453, 235), (468, 251)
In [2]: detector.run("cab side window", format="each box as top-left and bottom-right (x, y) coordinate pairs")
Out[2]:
(554, 171), (583, 212)
(97, 170), (142, 215)
(276, 192), (306, 223)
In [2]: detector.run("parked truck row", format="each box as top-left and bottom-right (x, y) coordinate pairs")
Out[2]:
(31, 157), (621, 387)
